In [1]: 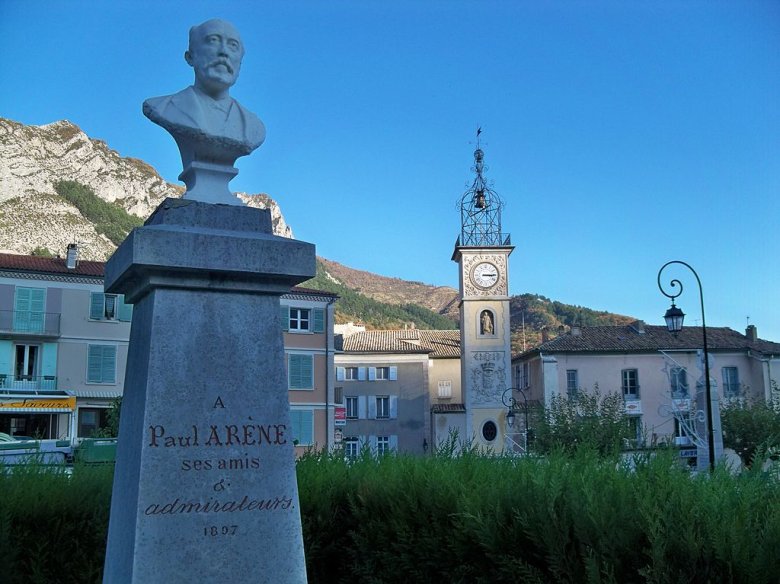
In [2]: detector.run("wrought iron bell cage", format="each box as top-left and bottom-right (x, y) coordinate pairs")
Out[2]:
(458, 141), (509, 247)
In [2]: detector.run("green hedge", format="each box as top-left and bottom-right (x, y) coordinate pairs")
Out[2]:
(1, 452), (778, 583)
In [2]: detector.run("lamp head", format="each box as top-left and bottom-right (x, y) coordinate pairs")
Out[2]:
(664, 302), (685, 335)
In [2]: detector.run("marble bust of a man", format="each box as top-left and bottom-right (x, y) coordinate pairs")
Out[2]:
(143, 19), (265, 201)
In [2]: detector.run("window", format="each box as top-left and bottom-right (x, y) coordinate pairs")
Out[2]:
(14, 287), (45, 333)
(90, 293), (132, 322)
(78, 408), (109, 437)
(376, 396), (390, 419)
(345, 396), (359, 419)
(289, 409), (314, 446)
(627, 416), (643, 448)
(566, 370), (578, 398)
(334, 386), (344, 404)
(376, 436), (390, 456)
(289, 308), (310, 331)
(345, 367), (359, 380)
(14, 344), (40, 380)
(288, 354), (313, 390)
(344, 438), (360, 460)
(516, 362), (529, 389)
(622, 369), (639, 398)
(722, 367), (740, 397)
(670, 367), (688, 398)
(438, 380), (452, 399)
(281, 306), (325, 333)
(87, 345), (117, 384)
(674, 413), (694, 440)
(368, 366), (397, 381)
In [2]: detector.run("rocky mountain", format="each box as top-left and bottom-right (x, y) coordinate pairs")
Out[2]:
(0, 117), (292, 260)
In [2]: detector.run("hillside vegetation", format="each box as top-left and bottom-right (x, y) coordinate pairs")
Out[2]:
(54, 180), (143, 246)
(509, 294), (635, 352)
(304, 260), (634, 351)
(302, 260), (458, 330)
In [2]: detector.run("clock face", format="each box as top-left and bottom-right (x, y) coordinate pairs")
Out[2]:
(471, 262), (499, 289)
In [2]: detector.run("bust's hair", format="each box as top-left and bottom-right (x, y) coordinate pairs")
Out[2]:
(188, 19), (245, 57)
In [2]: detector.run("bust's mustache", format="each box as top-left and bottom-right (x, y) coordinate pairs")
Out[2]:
(208, 59), (234, 74)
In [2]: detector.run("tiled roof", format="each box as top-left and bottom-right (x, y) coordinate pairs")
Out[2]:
(0, 252), (105, 277)
(338, 329), (461, 358)
(518, 323), (780, 359)
(431, 403), (466, 413)
(0, 253), (336, 299)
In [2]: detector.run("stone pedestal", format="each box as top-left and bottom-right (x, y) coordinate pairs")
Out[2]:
(102, 198), (313, 583)
(179, 161), (240, 204)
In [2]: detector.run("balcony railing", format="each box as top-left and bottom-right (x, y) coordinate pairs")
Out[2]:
(0, 311), (61, 337)
(0, 375), (58, 391)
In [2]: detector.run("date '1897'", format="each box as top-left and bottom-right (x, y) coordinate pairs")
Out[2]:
(204, 525), (238, 537)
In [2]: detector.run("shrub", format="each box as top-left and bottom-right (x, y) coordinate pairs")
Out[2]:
(2, 451), (780, 583)
(721, 386), (780, 467)
(532, 387), (632, 456)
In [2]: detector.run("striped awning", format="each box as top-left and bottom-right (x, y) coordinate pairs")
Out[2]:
(70, 388), (122, 399)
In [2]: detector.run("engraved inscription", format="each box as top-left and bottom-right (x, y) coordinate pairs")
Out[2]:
(142, 395), (297, 535)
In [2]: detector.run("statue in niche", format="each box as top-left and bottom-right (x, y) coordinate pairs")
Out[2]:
(480, 310), (494, 335)
(143, 18), (265, 203)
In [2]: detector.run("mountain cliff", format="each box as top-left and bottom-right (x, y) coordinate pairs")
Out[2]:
(0, 117), (292, 259)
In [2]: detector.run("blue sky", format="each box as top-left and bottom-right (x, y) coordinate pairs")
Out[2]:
(1, 1), (778, 340)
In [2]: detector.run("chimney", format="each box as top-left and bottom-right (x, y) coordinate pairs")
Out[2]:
(541, 327), (549, 343)
(631, 320), (646, 334)
(746, 325), (758, 342)
(570, 325), (581, 336)
(65, 243), (79, 270)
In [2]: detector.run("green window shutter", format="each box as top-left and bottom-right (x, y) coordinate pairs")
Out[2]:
(14, 288), (45, 332)
(103, 345), (117, 383)
(290, 410), (314, 445)
(0, 340), (12, 379)
(280, 305), (290, 331)
(14, 287), (31, 313)
(118, 295), (133, 322)
(88, 345), (116, 383)
(88, 346), (103, 382)
(41, 343), (58, 378)
(288, 354), (313, 389)
(313, 308), (325, 333)
(90, 293), (105, 320)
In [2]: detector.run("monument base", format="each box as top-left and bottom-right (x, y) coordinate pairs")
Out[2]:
(102, 198), (312, 583)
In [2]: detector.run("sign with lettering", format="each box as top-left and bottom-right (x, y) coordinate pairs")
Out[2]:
(334, 406), (346, 426)
(0, 397), (76, 411)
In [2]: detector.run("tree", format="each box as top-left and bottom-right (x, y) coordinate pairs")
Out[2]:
(91, 397), (122, 438)
(721, 383), (780, 467)
(30, 246), (53, 257)
(532, 386), (632, 456)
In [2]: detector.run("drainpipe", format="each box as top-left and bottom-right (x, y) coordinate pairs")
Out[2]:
(325, 296), (336, 451)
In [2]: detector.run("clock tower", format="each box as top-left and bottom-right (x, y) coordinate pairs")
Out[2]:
(452, 133), (514, 451)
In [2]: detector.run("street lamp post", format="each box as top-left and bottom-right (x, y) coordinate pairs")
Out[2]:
(501, 386), (529, 453)
(657, 260), (716, 472)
